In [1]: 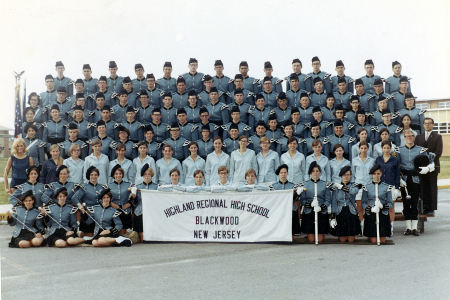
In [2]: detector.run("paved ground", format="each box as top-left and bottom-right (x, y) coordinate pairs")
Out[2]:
(1, 190), (450, 300)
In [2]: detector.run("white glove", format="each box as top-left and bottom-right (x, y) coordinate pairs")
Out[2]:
(131, 186), (137, 195)
(375, 199), (383, 209)
(311, 197), (319, 208)
(400, 179), (407, 187)
(428, 162), (435, 172)
(392, 189), (402, 201)
(333, 183), (343, 190)
(295, 187), (304, 195)
(313, 206), (321, 213)
(371, 206), (380, 213)
(330, 219), (337, 229)
(419, 166), (430, 175)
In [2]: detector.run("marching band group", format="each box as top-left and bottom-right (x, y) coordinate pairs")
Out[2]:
(4, 57), (442, 247)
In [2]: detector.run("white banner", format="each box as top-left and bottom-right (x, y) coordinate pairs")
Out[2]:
(141, 189), (293, 242)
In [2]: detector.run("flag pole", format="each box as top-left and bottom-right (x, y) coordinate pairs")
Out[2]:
(13, 71), (25, 137)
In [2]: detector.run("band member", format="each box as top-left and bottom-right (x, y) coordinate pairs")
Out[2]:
(91, 189), (132, 247)
(133, 164), (158, 242)
(361, 164), (393, 244)
(42, 187), (84, 247)
(256, 137), (280, 184)
(229, 135), (257, 184)
(8, 191), (45, 248)
(182, 142), (206, 186)
(415, 118), (443, 214)
(108, 144), (136, 183)
(9, 166), (45, 207)
(41, 165), (76, 206)
(280, 137), (305, 185)
(109, 165), (133, 234)
(63, 144), (85, 184)
(329, 144), (351, 184)
(330, 166), (361, 243)
(299, 162), (331, 243)
(398, 129), (435, 235)
(155, 144), (183, 185)
(205, 136), (230, 186)
(305, 140), (330, 182)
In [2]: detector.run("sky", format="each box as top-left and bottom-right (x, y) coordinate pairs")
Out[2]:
(0, 0), (449, 130)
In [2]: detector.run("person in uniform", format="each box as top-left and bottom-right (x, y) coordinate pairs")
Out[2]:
(120, 106), (144, 143)
(88, 120), (114, 159)
(109, 143), (135, 183)
(372, 128), (397, 159)
(280, 137), (305, 185)
(275, 122), (297, 155)
(296, 92), (313, 122)
(351, 128), (373, 158)
(248, 94), (271, 129)
(352, 110), (372, 142)
(308, 56), (332, 93)
(9, 166), (45, 207)
(43, 104), (68, 144)
(62, 144), (84, 184)
(286, 73), (308, 108)
(198, 74), (226, 106)
(205, 88), (229, 126)
(81, 64), (98, 96)
(320, 94), (336, 122)
(155, 144), (183, 185)
(376, 109), (401, 146)
(111, 88), (131, 123)
(229, 135), (257, 184)
(42, 187), (85, 247)
(326, 120), (355, 160)
(90, 188), (132, 247)
(299, 162), (331, 243)
(415, 117), (442, 215)
(41, 165), (76, 206)
(261, 61), (283, 93)
(133, 141), (156, 185)
(266, 115), (282, 143)
(67, 106), (91, 141)
(107, 61), (124, 94)
(385, 61), (411, 94)
(213, 60), (232, 93)
(330, 166), (361, 242)
(333, 77), (353, 110)
(224, 124), (240, 154)
(182, 58), (204, 93)
(256, 137), (280, 184)
(88, 92), (107, 123)
(398, 114), (418, 146)
(161, 92), (177, 125)
(290, 107), (306, 139)
(361, 164), (393, 244)
(197, 125), (214, 159)
(359, 59), (381, 95)
(261, 76), (278, 108)
(398, 129), (435, 235)
(397, 92), (425, 134)
(83, 139), (110, 185)
(72, 166), (108, 237)
(61, 122), (89, 159)
(149, 108), (169, 143)
(109, 165), (133, 234)
(132, 63), (147, 91)
(227, 74), (255, 105)
(205, 136), (230, 186)
(354, 79), (376, 113)
(143, 74), (162, 108)
(230, 89), (252, 124)
(142, 126), (161, 160)
(222, 106), (252, 140)
(373, 79), (394, 113)
(54, 61), (73, 96)
(172, 77), (189, 109)
(163, 123), (189, 161)
(133, 164), (158, 241)
(23, 124), (46, 166)
(391, 76), (410, 112)
(238, 61), (258, 93)
(305, 140), (330, 182)
(40, 74), (57, 107)
(136, 90), (155, 125)
(24, 107), (44, 137)
(370, 95), (391, 126)
(329, 144), (351, 184)
(331, 60), (354, 93)
(157, 61), (177, 93)
(182, 142), (206, 186)
(273, 92), (291, 126)
(285, 58), (311, 92)
(310, 77), (327, 107)
(7, 191), (45, 248)
(112, 125), (136, 160)
(185, 91), (202, 123)
(307, 106), (332, 138)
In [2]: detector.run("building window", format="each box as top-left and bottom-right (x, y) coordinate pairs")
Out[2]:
(438, 102), (450, 108)
(416, 103), (429, 110)
(433, 122), (449, 134)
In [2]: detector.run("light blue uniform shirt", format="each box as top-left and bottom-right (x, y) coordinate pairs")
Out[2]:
(256, 150), (280, 184)
(63, 157), (84, 184)
(155, 157), (183, 185)
(351, 156), (375, 185)
(229, 149), (257, 184)
(205, 151), (230, 186)
(182, 156), (206, 185)
(305, 154), (331, 182)
(280, 151), (305, 184)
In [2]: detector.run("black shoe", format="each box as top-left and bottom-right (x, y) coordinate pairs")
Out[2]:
(120, 238), (132, 247)
(424, 210), (435, 216)
(411, 229), (420, 236)
(404, 229), (411, 236)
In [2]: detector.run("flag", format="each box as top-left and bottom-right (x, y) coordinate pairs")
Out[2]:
(14, 84), (22, 137)
(22, 80), (27, 119)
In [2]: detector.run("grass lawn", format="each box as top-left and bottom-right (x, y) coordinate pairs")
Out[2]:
(439, 156), (450, 179)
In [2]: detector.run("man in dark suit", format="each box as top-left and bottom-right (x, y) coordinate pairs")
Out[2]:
(415, 117), (443, 215)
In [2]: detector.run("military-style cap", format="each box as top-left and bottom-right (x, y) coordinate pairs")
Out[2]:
(229, 123), (239, 130)
(85, 166), (98, 180)
(110, 164), (122, 177)
(336, 60), (344, 67)
(162, 91), (172, 98)
(199, 107), (209, 114)
(210, 87), (218, 93)
(300, 92), (309, 98)
(75, 93), (85, 99)
(201, 125), (210, 132)
(337, 77), (346, 84)
(73, 105), (84, 111)
(374, 78), (383, 86)
(202, 74), (213, 82)
(214, 60), (223, 66)
(292, 58), (302, 64)
(268, 114), (277, 121)
(275, 164), (288, 176)
(75, 79), (84, 85)
(311, 56), (320, 63)
(169, 122), (180, 129)
(312, 106), (321, 113)
(326, 93), (335, 99)
(98, 188), (112, 201)
(364, 59), (374, 66)
(54, 187), (68, 198)
(176, 108), (187, 115)
(146, 73), (155, 79)
(135, 63), (144, 70)
(96, 120), (106, 127)
(45, 74), (54, 80)
(405, 92), (416, 99)
(163, 61), (172, 68)
(188, 90), (197, 97)
(68, 122), (78, 130)
(313, 77), (323, 84)
(308, 161), (320, 175)
(356, 109), (366, 116)
(381, 109), (391, 116)
(55, 61), (64, 67)
(277, 92), (287, 100)
(122, 76), (132, 83)
(95, 92), (105, 99)
(399, 76), (409, 83)
(152, 107), (161, 113)
(334, 120), (343, 127)
(289, 73), (299, 81)
(109, 61), (117, 68)
(234, 74), (244, 80)
(335, 104), (344, 111)
(310, 120), (320, 128)
(57, 86), (66, 93)
(350, 95), (360, 101)
(176, 77), (185, 84)
(82, 64), (91, 70)
(139, 90), (148, 97)
(98, 76), (107, 82)
(392, 61), (401, 67)
(234, 88), (244, 95)
(189, 58), (198, 64)
(239, 61), (248, 67)
(126, 106), (135, 113)
(141, 163), (150, 176)
(101, 105), (111, 111)
(118, 88), (128, 96)
(117, 125), (130, 135)
(256, 120), (267, 128)
(264, 61), (273, 69)
(369, 164), (382, 175)
(143, 125), (153, 133)
(378, 95), (387, 101)
(230, 106), (240, 113)
(255, 93), (264, 100)
(339, 165), (352, 177)
(355, 78), (364, 86)
(56, 165), (68, 178)
(291, 107), (300, 114)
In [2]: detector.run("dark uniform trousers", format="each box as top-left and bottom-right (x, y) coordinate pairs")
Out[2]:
(402, 176), (420, 220)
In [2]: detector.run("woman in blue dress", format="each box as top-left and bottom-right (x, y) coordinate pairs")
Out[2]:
(4, 138), (34, 194)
